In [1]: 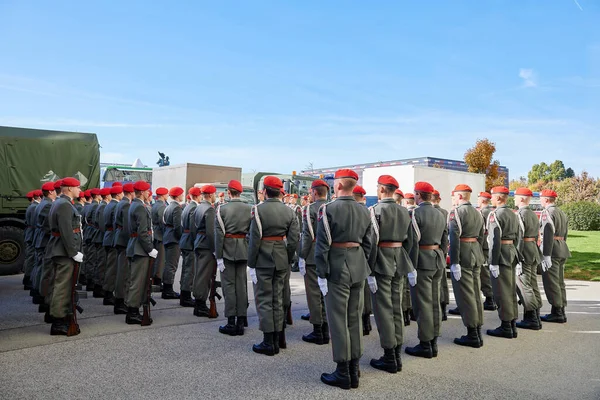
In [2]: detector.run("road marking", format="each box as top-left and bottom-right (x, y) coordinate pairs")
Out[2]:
(569, 331), (600, 334)
(566, 312), (600, 315)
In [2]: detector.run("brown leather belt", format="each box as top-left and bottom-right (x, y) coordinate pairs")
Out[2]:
(378, 242), (403, 248)
(51, 228), (81, 237)
(130, 231), (152, 237)
(116, 225), (123, 229)
(460, 238), (478, 243)
(523, 237), (537, 242)
(262, 236), (285, 241)
(225, 234), (246, 239)
(419, 245), (439, 250)
(554, 236), (565, 241)
(184, 229), (191, 233)
(501, 240), (513, 245)
(106, 227), (114, 231)
(331, 242), (360, 248)
(197, 231), (206, 235)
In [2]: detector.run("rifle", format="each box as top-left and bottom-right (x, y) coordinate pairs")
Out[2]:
(142, 257), (157, 326)
(68, 262), (83, 336)
(208, 260), (222, 319)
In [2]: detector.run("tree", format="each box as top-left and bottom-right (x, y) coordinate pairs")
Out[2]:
(528, 160), (573, 184)
(509, 176), (528, 191)
(464, 139), (506, 191)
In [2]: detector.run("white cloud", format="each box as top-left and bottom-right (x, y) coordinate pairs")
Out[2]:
(519, 68), (537, 87)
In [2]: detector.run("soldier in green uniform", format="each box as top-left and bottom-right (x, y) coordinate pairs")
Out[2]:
(125, 180), (158, 324)
(486, 186), (520, 339)
(368, 175), (416, 374)
(402, 193), (417, 326)
(316, 169), (371, 390)
(83, 188), (100, 292)
(448, 185), (486, 348)
(101, 185), (122, 306)
(514, 187), (543, 330)
(215, 180), (252, 335)
(92, 188), (111, 298)
(248, 176), (299, 356)
(113, 183), (134, 314)
(192, 185), (217, 316)
(75, 192), (85, 213)
(393, 188), (404, 205)
(162, 187), (184, 299)
(179, 187), (199, 307)
(32, 182), (57, 308)
(432, 189), (450, 321)
(478, 191), (497, 311)
(539, 189), (570, 323)
(77, 190), (92, 288)
(23, 190), (41, 290)
(151, 187), (168, 288)
(352, 185), (373, 336)
(299, 180), (330, 345)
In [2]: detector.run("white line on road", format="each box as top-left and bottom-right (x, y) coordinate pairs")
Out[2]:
(569, 331), (600, 334)
(566, 312), (600, 315)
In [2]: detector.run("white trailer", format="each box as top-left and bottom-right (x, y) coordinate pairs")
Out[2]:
(361, 165), (485, 210)
(152, 163), (242, 192)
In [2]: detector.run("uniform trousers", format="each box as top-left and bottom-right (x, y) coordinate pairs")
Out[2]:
(304, 263), (326, 325)
(180, 249), (195, 292)
(103, 246), (118, 292)
(410, 267), (443, 342)
(162, 243), (180, 285)
(372, 271), (404, 349)
(491, 264), (518, 321)
(49, 256), (75, 319)
(255, 266), (286, 333)
(126, 255), (150, 309)
(193, 249), (215, 302)
(114, 246), (129, 299)
(451, 264), (483, 328)
(152, 239), (165, 279)
(221, 259), (248, 317)
(542, 257), (567, 308)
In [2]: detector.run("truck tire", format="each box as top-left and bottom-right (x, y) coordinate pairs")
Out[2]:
(0, 226), (25, 275)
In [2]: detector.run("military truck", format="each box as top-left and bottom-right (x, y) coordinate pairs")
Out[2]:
(0, 126), (100, 275)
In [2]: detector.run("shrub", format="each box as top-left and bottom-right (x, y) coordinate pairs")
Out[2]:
(561, 201), (600, 231)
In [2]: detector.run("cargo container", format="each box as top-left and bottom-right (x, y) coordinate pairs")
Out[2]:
(151, 163), (242, 193)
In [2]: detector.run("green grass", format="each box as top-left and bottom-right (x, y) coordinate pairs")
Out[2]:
(565, 231), (600, 281)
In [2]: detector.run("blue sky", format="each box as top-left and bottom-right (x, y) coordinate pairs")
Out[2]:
(1, 1), (599, 180)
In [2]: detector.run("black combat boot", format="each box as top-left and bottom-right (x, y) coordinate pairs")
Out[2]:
(349, 359), (360, 388)
(536, 308), (543, 329)
(161, 283), (180, 299)
(235, 316), (245, 336)
(86, 281), (95, 292)
(362, 314), (371, 336)
(541, 306), (566, 323)
(511, 320), (518, 338)
(405, 341), (433, 359)
(44, 311), (54, 324)
(321, 362), (351, 390)
(179, 290), (195, 307)
(38, 302), (49, 313)
(487, 320), (513, 338)
(322, 322), (330, 345)
(302, 324), (324, 345)
(113, 298), (128, 315)
(370, 348), (397, 374)
(483, 296), (497, 311)
(430, 337), (438, 357)
(23, 275), (32, 290)
(454, 327), (481, 348)
(278, 328), (287, 349)
(403, 309), (411, 326)
(219, 317), (238, 336)
(152, 276), (162, 290)
(78, 273), (87, 287)
(562, 307), (567, 323)
(238, 316), (248, 330)
(125, 307), (143, 325)
(394, 346), (402, 372)
(103, 291), (116, 306)
(252, 332), (275, 356)
(477, 326), (484, 346)
(93, 284), (104, 298)
(32, 292), (43, 305)
(449, 307), (460, 315)
(409, 309), (416, 321)
(301, 313), (310, 321)
(50, 318), (69, 336)
(193, 300), (210, 317)
(273, 332), (280, 354)
(516, 310), (541, 330)
(441, 302), (448, 321)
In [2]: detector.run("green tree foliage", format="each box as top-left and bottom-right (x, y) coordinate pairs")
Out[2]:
(528, 160), (573, 184)
(464, 139), (506, 191)
(562, 201), (600, 231)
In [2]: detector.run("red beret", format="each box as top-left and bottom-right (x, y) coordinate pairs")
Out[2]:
(33, 190), (43, 197)
(84, 190), (91, 197)
(201, 185), (216, 194)
(133, 181), (151, 192)
(541, 189), (557, 198)
(54, 180), (63, 189)
(228, 179), (243, 193)
(352, 185), (366, 195)
(311, 179), (329, 189)
(432, 190), (440, 196)
(112, 182), (122, 187)
(100, 188), (112, 196)
(395, 189), (404, 197)
(404, 192), (414, 199)
(378, 175), (399, 188)
(219, 192), (225, 197)
(302, 196), (309, 201)
(149, 190), (153, 196)
(42, 182), (56, 191)
(414, 182), (434, 194)
(293, 193), (299, 199)
(61, 177), (81, 187)
(169, 186), (184, 197)
(79, 191), (85, 198)
(123, 183), (135, 193)
(110, 186), (123, 195)
(186, 194), (190, 200)
(454, 184), (472, 193)
(478, 192), (491, 199)
(491, 186), (510, 195)
(91, 188), (101, 196)
(515, 187), (533, 197)
(26, 191), (34, 199)
(154, 187), (167, 196)
(188, 187), (201, 196)
(264, 176), (283, 189)
(334, 169), (359, 180)
(280, 188), (285, 195)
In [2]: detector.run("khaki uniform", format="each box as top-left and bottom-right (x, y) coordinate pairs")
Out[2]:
(540, 205), (571, 308)
(113, 198), (131, 300)
(162, 201), (182, 285)
(151, 199), (167, 279)
(102, 199), (119, 293)
(193, 201), (215, 302)
(479, 205), (495, 299)
(125, 198), (153, 308)
(516, 206), (543, 311)
(180, 200), (198, 293)
(433, 204), (450, 308)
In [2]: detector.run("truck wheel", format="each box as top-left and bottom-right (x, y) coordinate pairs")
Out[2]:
(0, 226), (25, 275)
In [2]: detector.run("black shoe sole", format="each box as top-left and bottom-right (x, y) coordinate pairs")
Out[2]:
(252, 346), (275, 356)
(453, 339), (481, 348)
(320, 376), (351, 390)
(369, 361), (397, 374)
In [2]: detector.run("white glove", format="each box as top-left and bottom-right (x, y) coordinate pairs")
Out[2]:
(489, 264), (500, 278)
(408, 270), (417, 287)
(318, 277), (328, 296)
(367, 276), (378, 293)
(541, 256), (552, 272)
(217, 259), (225, 273)
(450, 264), (461, 281)
(299, 258), (306, 276)
(516, 263), (523, 276)
(249, 267), (257, 284)
(72, 252), (83, 263)
(148, 249), (158, 258)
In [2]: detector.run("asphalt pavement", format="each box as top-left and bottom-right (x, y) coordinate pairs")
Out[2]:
(1, 269), (599, 400)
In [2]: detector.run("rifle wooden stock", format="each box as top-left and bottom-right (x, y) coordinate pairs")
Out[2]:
(142, 257), (155, 326)
(208, 261), (219, 319)
(67, 262), (81, 337)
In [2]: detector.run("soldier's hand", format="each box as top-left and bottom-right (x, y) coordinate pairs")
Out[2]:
(367, 276), (378, 294)
(318, 277), (328, 296)
(298, 258), (306, 276)
(516, 263), (523, 276)
(72, 252), (84, 263)
(148, 249), (158, 258)
(408, 270), (417, 287)
(489, 264), (500, 278)
(248, 267), (258, 284)
(217, 259), (225, 273)
(450, 264), (461, 281)
(542, 256), (552, 272)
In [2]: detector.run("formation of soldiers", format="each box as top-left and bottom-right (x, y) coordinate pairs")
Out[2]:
(20, 170), (570, 390)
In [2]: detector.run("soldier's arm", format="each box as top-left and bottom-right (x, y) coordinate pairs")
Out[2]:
(247, 212), (261, 268)
(477, 214), (485, 250)
(448, 209), (460, 265)
(286, 211), (300, 262)
(190, 208), (198, 237)
(41, 204), (51, 232)
(441, 217), (449, 259)
(367, 209), (378, 271)
(542, 212), (555, 257)
(409, 214), (419, 268)
(361, 215), (373, 269)
(158, 205), (166, 230)
(214, 206), (225, 259)
(137, 207), (154, 254)
(315, 206), (331, 279)
(174, 206), (183, 240)
(57, 203), (78, 258)
(491, 225), (501, 265)
(299, 207), (312, 260)
(403, 216), (415, 267)
(205, 207), (216, 254)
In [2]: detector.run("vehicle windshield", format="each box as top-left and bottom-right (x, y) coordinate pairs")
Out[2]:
(103, 168), (152, 184)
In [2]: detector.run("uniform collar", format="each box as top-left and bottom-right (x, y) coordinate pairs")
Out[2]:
(228, 198), (242, 203)
(380, 198), (394, 203)
(418, 202), (431, 207)
(336, 196), (354, 200)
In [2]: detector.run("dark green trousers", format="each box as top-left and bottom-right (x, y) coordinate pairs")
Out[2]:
(372, 271), (404, 349)
(103, 246), (118, 292)
(221, 259), (248, 317)
(491, 264), (518, 321)
(304, 264), (326, 325)
(126, 255), (150, 309)
(410, 268), (443, 342)
(255, 266), (286, 333)
(49, 256), (75, 319)
(114, 246), (129, 299)
(451, 264), (483, 328)
(542, 257), (567, 308)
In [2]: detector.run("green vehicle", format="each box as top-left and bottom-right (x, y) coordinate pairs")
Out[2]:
(0, 126), (100, 275)
(251, 171), (317, 203)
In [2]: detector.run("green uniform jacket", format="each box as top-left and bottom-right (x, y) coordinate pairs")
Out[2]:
(25, 201), (39, 244)
(33, 198), (53, 249)
(193, 201), (215, 253)
(84, 201), (98, 242)
(487, 205), (520, 266)
(163, 201), (183, 246)
(74, 202), (84, 215)
(113, 198), (131, 248)
(126, 198), (153, 258)
(92, 200), (108, 244)
(411, 202), (448, 271)
(448, 202), (485, 267)
(299, 199), (327, 264)
(479, 205), (494, 254)
(46, 194), (83, 258)
(214, 199), (252, 262)
(368, 198), (416, 276)
(315, 196), (372, 284)
(516, 206), (542, 265)
(540, 205), (571, 259)
(151, 200), (166, 242)
(433, 204), (450, 255)
(248, 198), (299, 270)
(102, 199), (119, 247)
(180, 201), (198, 251)
(81, 202), (92, 242)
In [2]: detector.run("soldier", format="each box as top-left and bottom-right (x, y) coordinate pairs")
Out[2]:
(289, 193), (302, 274)
(162, 186), (184, 299)
(83, 189), (101, 292)
(301, 196), (309, 207)
(514, 187), (543, 330)
(315, 169), (371, 389)
(218, 191), (226, 205)
(92, 188), (111, 298)
(432, 189), (450, 321)
(23, 190), (41, 291)
(402, 192), (417, 325)
(539, 189), (570, 323)
(102, 185), (122, 306)
(486, 186), (520, 339)
(478, 191), (497, 311)
(75, 192), (85, 213)
(32, 182), (57, 308)
(113, 183), (135, 315)
(179, 187), (199, 307)
(368, 175), (416, 374)
(404, 193), (416, 209)
(151, 187), (169, 287)
(352, 185), (366, 204)
(77, 190), (92, 288)
(393, 189), (404, 205)
(192, 185), (217, 316)
(405, 182), (448, 359)
(46, 177), (83, 335)
(352, 185), (373, 336)
(248, 176), (299, 356)
(298, 180), (330, 345)
(257, 189), (264, 204)
(215, 180), (252, 335)
(448, 185), (486, 348)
